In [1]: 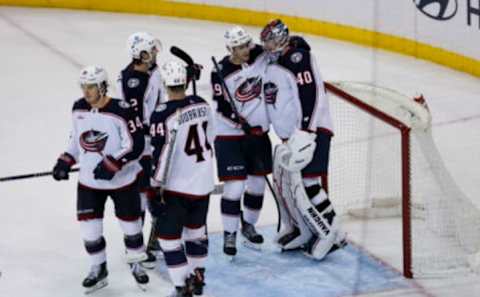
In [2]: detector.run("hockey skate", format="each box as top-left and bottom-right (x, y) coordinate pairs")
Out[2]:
(166, 274), (194, 297)
(82, 262), (108, 294)
(192, 268), (205, 296)
(223, 231), (237, 261)
(303, 231), (347, 260)
(141, 250), (158, 269)
(130, 262), (149, 291)
(240, 216), (263, 251)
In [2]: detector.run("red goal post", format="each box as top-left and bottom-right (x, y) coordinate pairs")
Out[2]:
(324, 81), (480, 278)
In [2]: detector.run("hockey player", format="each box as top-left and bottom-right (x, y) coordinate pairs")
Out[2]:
(149, 60), (214, 297)
(211, 26), (272, 257)
(260, 20), (346, 260)
(117, 31), (165, 268)
(52, 65), (149, 293)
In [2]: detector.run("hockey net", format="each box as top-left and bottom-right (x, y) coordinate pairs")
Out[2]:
(324, 81), (480, 278)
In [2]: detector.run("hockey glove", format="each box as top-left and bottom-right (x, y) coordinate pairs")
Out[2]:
(186, 63), (203, 82)
(93, 155), (122, 180)
(52, 153), (75, 181)
(235, 115), (253, 135)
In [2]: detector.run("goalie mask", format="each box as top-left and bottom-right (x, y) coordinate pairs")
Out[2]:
(278, 130), (316, 172)
(260, 19), (290, 53)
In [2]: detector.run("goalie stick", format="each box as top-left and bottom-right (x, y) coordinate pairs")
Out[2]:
(211, 56), (281, 232)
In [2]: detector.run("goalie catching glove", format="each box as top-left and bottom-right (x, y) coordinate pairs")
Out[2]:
(276, 130), (316, 172)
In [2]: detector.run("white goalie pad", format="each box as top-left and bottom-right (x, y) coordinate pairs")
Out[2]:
(273, 145), (340, 259)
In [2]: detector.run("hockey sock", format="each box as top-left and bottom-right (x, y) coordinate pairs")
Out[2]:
(242, 192), (264, 225)
(160, 239), (189, 287)
(184, 226), (208, 273)
(80, 219), (106, 266)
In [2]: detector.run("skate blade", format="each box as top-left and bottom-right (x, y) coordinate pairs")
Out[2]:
(327, 239), (348, 256)
(242, 238), (262, 251)
(84, 279), (108, 295)
(136, 282), (148, 292)
(140, 261), (156, 270)
(223, 254), (235, 262)
(280, 247), (303, 253)
(126, 253), (148, 264)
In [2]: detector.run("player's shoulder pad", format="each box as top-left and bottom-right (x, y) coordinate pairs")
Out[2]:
(121, 66), (150, 89)
(279, 47), (312, 70)
(185, 94), (208, 106)
(72, 98), (91, 112)
(151, 101), (178, 124)
(214, 55), (239, 77)
(289, 35), (311, 52)
(103, 98), (135, 118)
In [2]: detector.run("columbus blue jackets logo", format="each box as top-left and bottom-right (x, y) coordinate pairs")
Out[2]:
(127, 78), (140, 88)
(235, 76), (262, 103)
(414, 0), (457, 20)
(80, 130), (108, 153)
(263, 82), (279, 105)
(118, 101), (131, 109)
(155, 103), (167, 112)
(290, 52), (303, 64)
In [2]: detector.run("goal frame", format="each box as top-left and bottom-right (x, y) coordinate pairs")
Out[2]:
(325, 82), (414, 278)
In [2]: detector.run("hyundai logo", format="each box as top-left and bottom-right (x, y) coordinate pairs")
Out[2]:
(414, 0), (458, 20)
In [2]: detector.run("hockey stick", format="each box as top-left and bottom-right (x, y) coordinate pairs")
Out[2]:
(211, 56), (282, 232)
(0, 167), (224, 194)
(0, 167), (79, 182)
(170, 46), (197, 96)
(146, 109), (181, 251)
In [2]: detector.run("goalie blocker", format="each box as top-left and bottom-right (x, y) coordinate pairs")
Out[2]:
(272, 130), (345, 260)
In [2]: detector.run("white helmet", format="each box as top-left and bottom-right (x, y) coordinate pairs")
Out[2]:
(127, 32), (162, 62)
(278, 130), (317, 172)
(224, 26), (253, 51)
(79, 65), (108, 95)
(161, 60), (187, 87)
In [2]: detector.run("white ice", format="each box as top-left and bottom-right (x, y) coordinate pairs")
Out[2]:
(0, 6), (479, 297)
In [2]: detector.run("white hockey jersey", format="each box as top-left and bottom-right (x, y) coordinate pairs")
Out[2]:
(64, 98), (144, 190)
(211, 44), (270, 136)
(264, 47), (333, 140)
(150, 95), (215, 197)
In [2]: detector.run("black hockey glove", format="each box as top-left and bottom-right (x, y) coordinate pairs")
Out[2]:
(52, 153), (75, 181)
(93, 155), (122, 180)
(147, 188), (167, 217)
(289, 35), (311, 52)
(235, 115), (253, 135)
(186, 63), (203, 82)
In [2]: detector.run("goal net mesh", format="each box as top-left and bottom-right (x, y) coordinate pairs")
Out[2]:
(325, 81), (480, 277)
